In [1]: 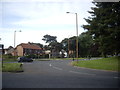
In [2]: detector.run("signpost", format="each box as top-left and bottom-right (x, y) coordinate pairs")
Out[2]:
(0, 44), (4, 67)
(0, 44), (4, 90)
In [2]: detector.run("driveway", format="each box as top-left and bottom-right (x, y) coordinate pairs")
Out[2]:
(2, 60), (119, 88)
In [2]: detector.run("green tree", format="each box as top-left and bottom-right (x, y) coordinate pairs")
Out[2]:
(83, 2), (120, 57)
(61, 36), (76, 58)
(42, 34), (62, 58)
(61, 38), (69, 52)
(78, 32), (93, 57)
(49, 42), (62, 52)
(42, 34), (57, 44)
(61, 33), (100, 58)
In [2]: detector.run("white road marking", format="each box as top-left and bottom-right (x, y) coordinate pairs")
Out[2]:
(49, 63), (62, 70)
(69, 71), (95, 76)
(52, 66), (63, 70)
(49, 63), (95, 75)
(114, 77), (119, 79)
(49, 64), (52, 67)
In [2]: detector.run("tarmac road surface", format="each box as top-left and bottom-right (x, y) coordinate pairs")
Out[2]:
(2, 60), (119, 88)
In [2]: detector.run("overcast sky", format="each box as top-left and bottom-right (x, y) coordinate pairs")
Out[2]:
(0, 0), (94, 48)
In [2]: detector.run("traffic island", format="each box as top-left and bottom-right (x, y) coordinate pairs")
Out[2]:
(2, 63), (24, 72)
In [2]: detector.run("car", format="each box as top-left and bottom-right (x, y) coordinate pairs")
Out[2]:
(18, 56), (33, 62)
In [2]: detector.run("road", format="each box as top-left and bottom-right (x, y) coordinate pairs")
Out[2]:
(2, 60), (119, 88)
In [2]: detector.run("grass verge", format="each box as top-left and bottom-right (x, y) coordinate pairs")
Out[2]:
(71, 57), (119, 72)
(2, 63), (23, 72)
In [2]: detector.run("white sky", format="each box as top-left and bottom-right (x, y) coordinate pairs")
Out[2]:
(0, 0), (94, 48)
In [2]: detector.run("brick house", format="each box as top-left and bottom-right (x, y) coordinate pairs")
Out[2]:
(15, 43), (42, 56)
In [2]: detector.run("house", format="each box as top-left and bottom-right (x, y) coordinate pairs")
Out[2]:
(15, 43), (42, 56)
(4, 46), (14, 55)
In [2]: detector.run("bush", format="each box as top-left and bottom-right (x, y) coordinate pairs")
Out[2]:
(3, 54), (18, 61)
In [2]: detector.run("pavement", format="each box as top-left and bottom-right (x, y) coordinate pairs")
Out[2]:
(2, 60), (119, 88)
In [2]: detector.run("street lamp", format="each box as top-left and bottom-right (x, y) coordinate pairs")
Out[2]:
(66, 12), (79, 63)
(14, 30), (21, 56)
(68, 37), (69, 58)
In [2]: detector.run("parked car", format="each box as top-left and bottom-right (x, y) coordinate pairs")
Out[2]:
(18, 56), (33, 62)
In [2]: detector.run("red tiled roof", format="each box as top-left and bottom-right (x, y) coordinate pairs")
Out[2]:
(18, 43), (42, 50)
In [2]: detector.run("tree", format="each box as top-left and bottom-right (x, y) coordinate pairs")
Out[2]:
(61, 33), (100, 58)
(42, 34), (57, 44)
(42, 34), (58, 50)
(78, 32), (93, 57)
(61, 36), (77, 58)
(83, 2), (120, 57)
(42, 34), (62, 58)
(61, 38), (69, 52)
(48, 41), (62, 58)
(49, 42), (62, 51)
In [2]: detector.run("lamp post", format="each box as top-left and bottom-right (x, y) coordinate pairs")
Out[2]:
(66, 12), (79, 63)
(68, 37), (69, 58)
(14, 30), (21, 56)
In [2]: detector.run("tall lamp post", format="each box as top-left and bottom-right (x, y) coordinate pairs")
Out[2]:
(68, 37), (69, 58)
(14, 30), (21, 56)
(66, 12), (79, 63)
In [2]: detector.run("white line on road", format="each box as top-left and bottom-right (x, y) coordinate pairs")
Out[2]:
(69, 71), (96, 76)
(49, 63), (62, 70)
(49, 64), (52, 67)
(52, 66), (63, 70)
(114, 77), (119, 79)
(49, 63), (95, 75)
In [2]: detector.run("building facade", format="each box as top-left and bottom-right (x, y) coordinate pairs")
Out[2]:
(4, 46), (14, 55)
(15, 43), (42, 56)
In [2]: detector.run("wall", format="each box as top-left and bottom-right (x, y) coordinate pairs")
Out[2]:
(16, 46), (23, 56)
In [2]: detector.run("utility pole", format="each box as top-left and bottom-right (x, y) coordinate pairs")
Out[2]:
(66, 12), (79, 63)
(75, 13), (79, 63)
(68, 38), (69, 58)
(14, 30), (21, 59)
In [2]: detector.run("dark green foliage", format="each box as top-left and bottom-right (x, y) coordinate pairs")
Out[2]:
(42, 34), (57, 44)
(42, 34), (62, 58)
(83, 2), (120, 57)
(78, 32), (93, 57)
(61, 33), (98, 58)
(5, 54), (13, 58)
(61, 36), (76, 58)
(42, 34), (62, 52)
(3, 54), (18, 61)
(61, 38), (69, 52)
(49, 42), (62, 52)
